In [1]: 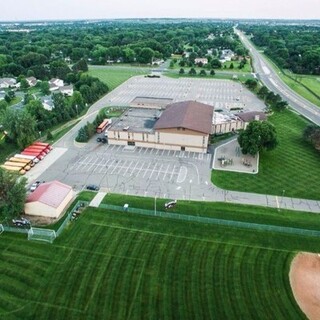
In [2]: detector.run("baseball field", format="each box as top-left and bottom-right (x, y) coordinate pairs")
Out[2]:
(1, 202), (319, 319)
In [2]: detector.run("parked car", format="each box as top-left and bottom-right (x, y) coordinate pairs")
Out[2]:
(86, 184), (100, 191)
(30, 180), (41, 192)
(96, 137), (102, 142)
(12, 217), (30, 227)
(164, 200), (177, 209)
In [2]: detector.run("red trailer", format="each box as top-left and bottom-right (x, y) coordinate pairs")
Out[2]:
(21, 151), (44, 160)
(23, 147), (47, 157)
(32, 142), (53, 151)
(25, 145), (49, 155)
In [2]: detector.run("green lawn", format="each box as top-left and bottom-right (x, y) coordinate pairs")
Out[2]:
(102, 193), (320, 230)
(1, 205), (317, 319)
(88, 66), (151, 91)
(220, 59), (252, 73)
(212, 110), (320, 200)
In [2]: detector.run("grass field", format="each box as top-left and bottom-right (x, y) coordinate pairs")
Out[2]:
(1, 204), (318, 319)
(102, 193), (320, 230)
(88, 66), (151, 91)
(212, 109), (320, 200)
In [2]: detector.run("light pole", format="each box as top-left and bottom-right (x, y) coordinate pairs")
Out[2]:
(154, 195), (157, 216)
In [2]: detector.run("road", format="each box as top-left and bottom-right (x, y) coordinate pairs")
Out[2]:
(235, 28), (320, 126)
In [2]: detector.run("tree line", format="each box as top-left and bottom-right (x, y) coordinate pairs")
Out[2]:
(239, 24), (320, 75)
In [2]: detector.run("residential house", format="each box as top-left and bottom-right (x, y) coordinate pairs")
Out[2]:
(26, 77), (38, 87)
(59, 85), (73, 96)
(49, 78), (64, 92)
(195, 58), (208, 65)
(0, 78), (16, 89)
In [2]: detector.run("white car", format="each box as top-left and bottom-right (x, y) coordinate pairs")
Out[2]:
(30, 180), (41, 192)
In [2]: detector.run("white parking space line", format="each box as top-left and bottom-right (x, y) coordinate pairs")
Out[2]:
(118, 160), (128, 175)
(130, 161), (140, 176)
(136, 162), (145, 176)
(110, 160), (121, 174)
(143, 163), (151, 178)
(86, 157), (100, 172)
(123, 161), (134, 176)
(138, 147), (143, 153)
(156, 164), (163, 180)
(162, 164), (170, 180)
(149, 163), (158, 179)
(109, 145), (116, 151)
(169, 165), (176, 181)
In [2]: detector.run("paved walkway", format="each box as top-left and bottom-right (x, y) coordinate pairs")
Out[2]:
(89, 192), (107, 208)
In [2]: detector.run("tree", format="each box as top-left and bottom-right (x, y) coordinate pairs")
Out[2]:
(238, 121), (278, 155)
(72, 59), (88, 73)
(189, 68), (196, 75)
(137, 48), (154, 64)
(1, 109), (37, 149)
(210, 69), (215, 76)
(229, 62), (234, 69)
(41, 81), (50, 95)
(20, 78), (30, 91)
(245, 79), (258, 90)
(47, 130), (53, 140)
(179, 68), (185, 74)
(0, 167), (27, 219)
(200, 69), (207, 76)
(4, 90), (15, 103)
(273, 100), (288, 112)
(303, 124), (320, 150)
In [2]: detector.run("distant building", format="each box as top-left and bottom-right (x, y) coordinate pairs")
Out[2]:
(219, 49), (235, 63)
(195, 58), (208, 65)
(235, 111), (267, 129)
(59, 85), (73, 96)
(41, 96), (54, 111)
(25, 180), (74, 218)
(26, 77), (38, 87)
(0, 78), (16, 89)
(49, 78), (64, 92)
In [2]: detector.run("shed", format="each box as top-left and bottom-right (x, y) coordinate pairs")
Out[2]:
(25, 180), (73, 218)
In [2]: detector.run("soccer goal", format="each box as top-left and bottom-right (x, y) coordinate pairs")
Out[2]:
(28, 227), (56, 244)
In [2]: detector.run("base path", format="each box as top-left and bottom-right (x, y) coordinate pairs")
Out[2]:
(290, 252), (320, 320)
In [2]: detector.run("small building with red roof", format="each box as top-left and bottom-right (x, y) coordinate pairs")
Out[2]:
(25, 180), (73, 218)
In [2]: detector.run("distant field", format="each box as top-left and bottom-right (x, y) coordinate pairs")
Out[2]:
(1, 206), (317, 319)
(212, 109), (320, 200)
(88, 66), (151, 91)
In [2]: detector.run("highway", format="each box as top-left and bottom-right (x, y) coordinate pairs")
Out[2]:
(235, 28), (320, 126)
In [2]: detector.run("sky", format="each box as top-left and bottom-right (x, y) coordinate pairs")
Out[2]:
(0, 0), (319, 21)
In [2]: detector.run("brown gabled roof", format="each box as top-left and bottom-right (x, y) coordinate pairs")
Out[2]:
(154, 101), (213, 134)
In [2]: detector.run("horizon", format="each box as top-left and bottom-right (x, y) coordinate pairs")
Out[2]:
(1, 0), (319, 22)
(1, 17), (320, 23)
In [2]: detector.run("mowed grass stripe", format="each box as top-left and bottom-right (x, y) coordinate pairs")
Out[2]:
(0, 209), (310, 319)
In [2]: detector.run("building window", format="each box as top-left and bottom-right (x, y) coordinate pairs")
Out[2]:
(128, 141), (135, 146)
(142, 133), (145, 141)
(157, 132), (160, 143)
(181, 146), (185, 151)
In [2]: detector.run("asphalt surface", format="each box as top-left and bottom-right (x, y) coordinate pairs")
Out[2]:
(25, 71), (320, 213)
(235, 28), (320, 126)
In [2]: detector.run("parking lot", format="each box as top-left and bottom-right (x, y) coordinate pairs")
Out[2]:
(106, 76), (266, 112)
(37, 142), (213, 200)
